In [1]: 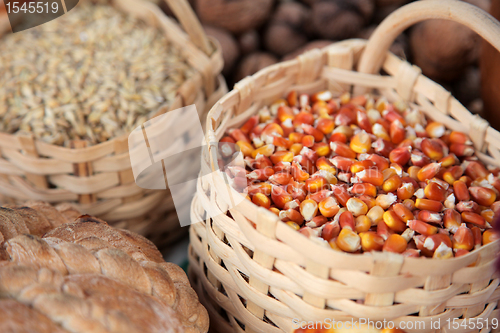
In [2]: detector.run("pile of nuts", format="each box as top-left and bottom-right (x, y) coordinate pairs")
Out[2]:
(220, 91), (500, 258)
(0, 2), (194, 146)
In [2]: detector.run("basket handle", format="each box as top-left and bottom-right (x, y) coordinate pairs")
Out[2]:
(358, 0), (500, 75)
(163, 0), (212, 56)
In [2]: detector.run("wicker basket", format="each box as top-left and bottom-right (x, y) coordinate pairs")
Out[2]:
(0, 0), (226, 247)
(188, 1), (500, 332)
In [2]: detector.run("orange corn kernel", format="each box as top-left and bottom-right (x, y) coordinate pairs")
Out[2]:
(252, 193), (271, 209)
(356, 168), (384, 186)
(481, 209), (495, 223)
(459, 175), (473, 187)
(383, 109), (406, 125)
(279, 208), (304, 224)
(310, 142), (329, 156)
(336, 228), (361, 252)
(403, 199), (416, 211)
(416, 210), (442, 224)
(262, 123), (284, 137)
(300, 199), (318, 222)
(373, 138), (395, 158)
(366, 206), (384, 226)
(329, 132), (348, 144)
(339, 210), (355, 231)
(382, 167), (397, 181)
(302, 124), (324, 142)
(316, 118), (335, 135)
(355, 215), (371, 233)
(461, 211), (486, 227)
(415, 198), (443, 212)
(240, 115), (259, 134)
(439, 154), (459, 168)
(270, 151), (293, 164)
(286, 221), (301, 231)
(393, 203), (414, 222)
(271, 186), (293, 209)
(291, 162), (309, 182)
(433, 243), (454, 259)
(302, 135), (315, 148)
(289, 143), (303, 155)
(397, 182), (415, 201)
(421, 138), (444, 160)
(247, 182), (272, 196)
(255, 155), (273, 169)
(377, 220), (395, 240)
(453, 180), (470, 202)
(289, 132), (304, 144)
(372, 123), (391, 140)
(407, 166), (420, 181)
(410, 150), (431, 167)
(452, 224), (474, 251)
(455, 249), (470, 257)
(330, 156), (354, 172)
(389, 146), (411, 165)
(356, 110), (372, 133)
(443, 165), (464, 185)
(332, 185), (352, 206)
(306, 215), (328, 228)
(449, 131), (472, 145)
(308, 189), (333, 203)
(360, 231), (385, 252)
(424, 182), (447, 202)
(417, 162), (441, 182)
(277, 105), (295, 122)
(316, 157), (336, 175)
(251, 144), (275, 158)
(272, 136), (291, 149)
(346, 198), (368, 217)
(465, 161), (489, 180)
(305, 176), (328, 193)
(469, 186), (497, 206)
(422, 234), (452, 257)
(358, 195), (377, 210)
(382, 174), (402, 193)
(287, 91), (298, 107)
(292, 111), (314, 127)
(483, 229), (500, 245)
(456, 200), (479, 213)
(366, 154), (389, 171)
(220, 136), (236, 143)
(471, 225), (482, 249)
(269, 172), (292, 186)
(408, 220), (438, 236)
(450, 143), (474, 157)
(350, 131), (372, 154)
(383, 210), (407, 233)
(351, 160), (376, 173)
(229, 128), (251, 144)
(236, 140), (255, 157)
(426, 122), (446, 138)
(383, 234), (407, 253)
(321, 221), (341, 241)
(269, 207), (280, 216)
(390, 120), (405, 144)
(402, 249), (421, 258)
(350, 183), (377, 197)
(247, 167), (274, 181)
(318, 197), (340, 218)
(283, 199), (300, 210)
(376, 193), (398, 210)
(330, 141), (357, 159)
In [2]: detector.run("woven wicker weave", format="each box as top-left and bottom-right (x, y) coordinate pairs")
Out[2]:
(0, 0), (226, 248)
(188, 1), (500, 332)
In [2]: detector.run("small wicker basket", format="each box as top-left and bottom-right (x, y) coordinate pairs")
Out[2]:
(188, 1), (500, 332)
(0, 0), (226, 247)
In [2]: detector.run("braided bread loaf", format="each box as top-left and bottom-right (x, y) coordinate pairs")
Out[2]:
(0, 202), (208, 333)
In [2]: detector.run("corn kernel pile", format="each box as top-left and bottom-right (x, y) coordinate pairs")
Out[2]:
(220, 91), (500, 258)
